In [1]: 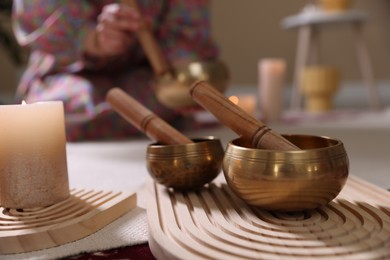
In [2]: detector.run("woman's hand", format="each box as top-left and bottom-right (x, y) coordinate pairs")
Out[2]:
(84, 3), (141, 58)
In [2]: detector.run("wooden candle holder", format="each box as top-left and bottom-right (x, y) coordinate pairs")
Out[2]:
(190, 81), (299, 150)
(0, 189), (136, 254)
(106, 88), (192, 145)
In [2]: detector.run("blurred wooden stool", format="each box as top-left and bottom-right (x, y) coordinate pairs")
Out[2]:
(282, 9), (381, 110)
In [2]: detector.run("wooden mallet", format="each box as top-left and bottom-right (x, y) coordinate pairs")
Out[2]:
(190, 81), (300, 150)
(106, 88), (193, 145)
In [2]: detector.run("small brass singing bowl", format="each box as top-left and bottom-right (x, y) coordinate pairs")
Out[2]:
(155, 60), (229, 109)
(146, 137), (224, 190)
(223, 135), (349, 211)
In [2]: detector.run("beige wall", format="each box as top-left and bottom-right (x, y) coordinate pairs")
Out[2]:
(210, 0), (390, 86)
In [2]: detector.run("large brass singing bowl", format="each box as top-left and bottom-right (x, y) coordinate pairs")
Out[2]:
(155, 60), (229, 109)
(223, 135), (349, 211)
(146, 137), (224, 190)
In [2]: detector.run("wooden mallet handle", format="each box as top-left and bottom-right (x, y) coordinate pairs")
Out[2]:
(106, 88), (193, 145)
(190, 81), (300, 150)
(121, 0), (171, 77)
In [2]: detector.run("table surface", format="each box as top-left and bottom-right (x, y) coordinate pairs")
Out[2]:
(281, 9), (368, 29)
(5, 109), (387, 260)
(67, 109), (390, 197)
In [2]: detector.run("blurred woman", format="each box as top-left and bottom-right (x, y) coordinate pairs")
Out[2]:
(13, 0), (219, 141)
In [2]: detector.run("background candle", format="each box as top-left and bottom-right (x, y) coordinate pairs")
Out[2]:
(229, 95), (257, 116)
(0, 101), (69, 209)
(258, 58), (286, 122)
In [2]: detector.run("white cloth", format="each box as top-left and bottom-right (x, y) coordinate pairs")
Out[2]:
(2, 207), (148, 260)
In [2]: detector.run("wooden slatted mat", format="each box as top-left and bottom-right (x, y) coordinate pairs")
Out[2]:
(147, 176), (390, 259)
(0, 189), (136, 254)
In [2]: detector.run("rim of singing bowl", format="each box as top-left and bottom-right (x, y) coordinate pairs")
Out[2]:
(154, 60), (230, 109)
(228, 134), (346, 156)
(175, 60), (230, 83)
(224, 134), (349, 180)
(147, 136), (222, 154)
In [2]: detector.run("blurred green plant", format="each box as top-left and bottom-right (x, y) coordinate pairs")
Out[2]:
(0, 0), (25, 65)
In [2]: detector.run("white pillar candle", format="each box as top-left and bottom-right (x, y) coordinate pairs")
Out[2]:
(0, 101), (69, 209)
(258, 58), (286, 122)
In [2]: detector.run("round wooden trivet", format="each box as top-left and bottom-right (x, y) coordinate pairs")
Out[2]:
(147, 176), (390, 259)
